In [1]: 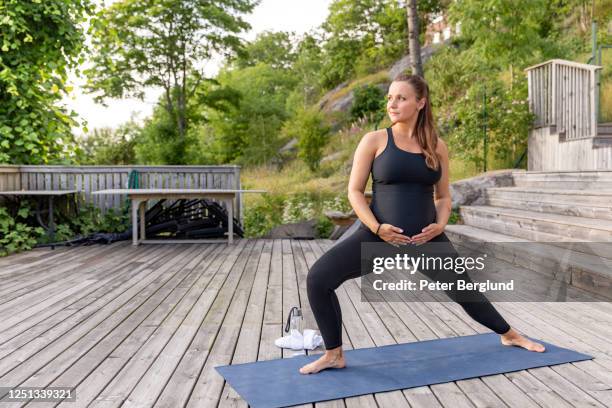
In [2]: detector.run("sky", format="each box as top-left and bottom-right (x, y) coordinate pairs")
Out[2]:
(62, 0), (333, 137)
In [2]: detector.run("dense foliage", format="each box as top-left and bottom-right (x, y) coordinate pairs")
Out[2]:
(0, 0), (93, 164)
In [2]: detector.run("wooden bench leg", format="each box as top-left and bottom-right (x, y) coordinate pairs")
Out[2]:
(227, 197), (233, 245)
(132, 199), (139, 246)
(139, 200), (146, 241)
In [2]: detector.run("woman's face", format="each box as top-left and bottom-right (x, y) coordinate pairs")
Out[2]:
(386, 81), (425, 124)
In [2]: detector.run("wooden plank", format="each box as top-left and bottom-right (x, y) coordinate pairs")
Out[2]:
(139, 239), (233, 245)
(0, 245), (169, 362)
(106, 173), (114, 210)
(54, 241), (235, 407)
(0, 243), (126, 308)
(7, 245), (203, 408)
(217, 240), (273, 408)
(179, 240), (266, 407)
(0, 246), (72, 270)
(579, 70), (584, 138)
(567, 65), (572, 138)
(259, 239), (283, 361)
(590, 69), (597, 137)
(0, 242), (100, 279)
(0, 244), (176, 382)
(0, 244), (202, 393)
(0, 240), (116, 284)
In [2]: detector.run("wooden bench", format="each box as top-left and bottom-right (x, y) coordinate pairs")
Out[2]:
(93, 189), (266, 245)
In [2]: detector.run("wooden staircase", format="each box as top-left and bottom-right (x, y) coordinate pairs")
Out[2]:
(445, 170), (612, 300)
(593, 122), (612, 147)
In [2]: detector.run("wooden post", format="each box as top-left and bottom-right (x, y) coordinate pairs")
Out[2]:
(132, 198), (139, 246)
(590, 68), (597, 138)
(551, 61), (556, 126)
(139, 200), (146, 241)
(228, 196), (234, 244)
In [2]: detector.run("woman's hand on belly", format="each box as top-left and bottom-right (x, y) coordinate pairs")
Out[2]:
(377, 223), (413, 247)
(410, 223), (444, 245)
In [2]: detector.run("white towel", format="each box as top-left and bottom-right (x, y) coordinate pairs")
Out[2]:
(274, 329), (323, 350)
(303, 329), (323, 350)
(274, 329), (304, 350)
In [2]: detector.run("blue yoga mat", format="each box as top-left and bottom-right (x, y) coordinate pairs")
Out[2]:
(215, 332), (593, 408)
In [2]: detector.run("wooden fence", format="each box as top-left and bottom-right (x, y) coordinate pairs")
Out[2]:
(525, 58), (602, 140)
(0, 165), (243, 223)
(524, 58), (612, 170)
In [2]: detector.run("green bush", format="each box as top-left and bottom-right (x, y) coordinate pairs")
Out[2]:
(446, 72), (534, 169)
(282, 194), (316, 224)
(321, 194), (352, 214)
(0, 203), (45, 257)
(242, 194), (285, 238)
(447, 208), (461, 225)
(70, 204), (130, 236)
(281, 108), (331, 172)
(1, 199), (132, 253)
(315, 215), (335, 238)
(242, 192), (351, 239)
(350, 84), (386, 125)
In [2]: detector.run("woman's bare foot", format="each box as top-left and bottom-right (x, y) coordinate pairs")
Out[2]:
(299, 347), (346, 374)
(500, 328), (545, 352)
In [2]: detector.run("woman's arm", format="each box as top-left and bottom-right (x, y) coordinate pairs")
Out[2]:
(347, 131), (382, 234)
(433, 138), (452, 228)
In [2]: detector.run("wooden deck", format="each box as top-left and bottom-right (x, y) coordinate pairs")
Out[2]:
(1, 239), (611, 408)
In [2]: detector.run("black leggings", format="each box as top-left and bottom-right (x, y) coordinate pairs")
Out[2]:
(306, 226), (511, 350)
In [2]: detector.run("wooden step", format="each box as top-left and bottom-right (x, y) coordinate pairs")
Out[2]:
(597, 122), (612, 135)
(445, 224), (612, 300)
(459, 205), (612, 242)
(485, 187), (612, 220)
(592, 134), (612, 147)
(512, 170), (612, 189)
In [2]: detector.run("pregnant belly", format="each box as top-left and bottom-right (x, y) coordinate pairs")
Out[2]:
(365, 194), (437, 236)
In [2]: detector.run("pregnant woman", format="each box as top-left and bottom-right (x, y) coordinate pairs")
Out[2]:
(299, 73), (545, 375)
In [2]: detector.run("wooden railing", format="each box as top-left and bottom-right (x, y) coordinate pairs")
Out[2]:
(0, 165), (243, 222)
(525, 59), (602, 140)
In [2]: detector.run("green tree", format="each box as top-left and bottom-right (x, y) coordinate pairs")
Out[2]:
(286, 33), (324, 112)
(282, 108), (330, 172)
(234, 30), (298, 70)
(206, 63), (297, 165)
(447, 0), (564, 81)
(0, 0), (93, 164)
(84, 0), (258, 160)
(78, 119), (140, 165)
(319, 0), (407, 88)
(439, 72), (534, 169)
(135, 100), (191, 165)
